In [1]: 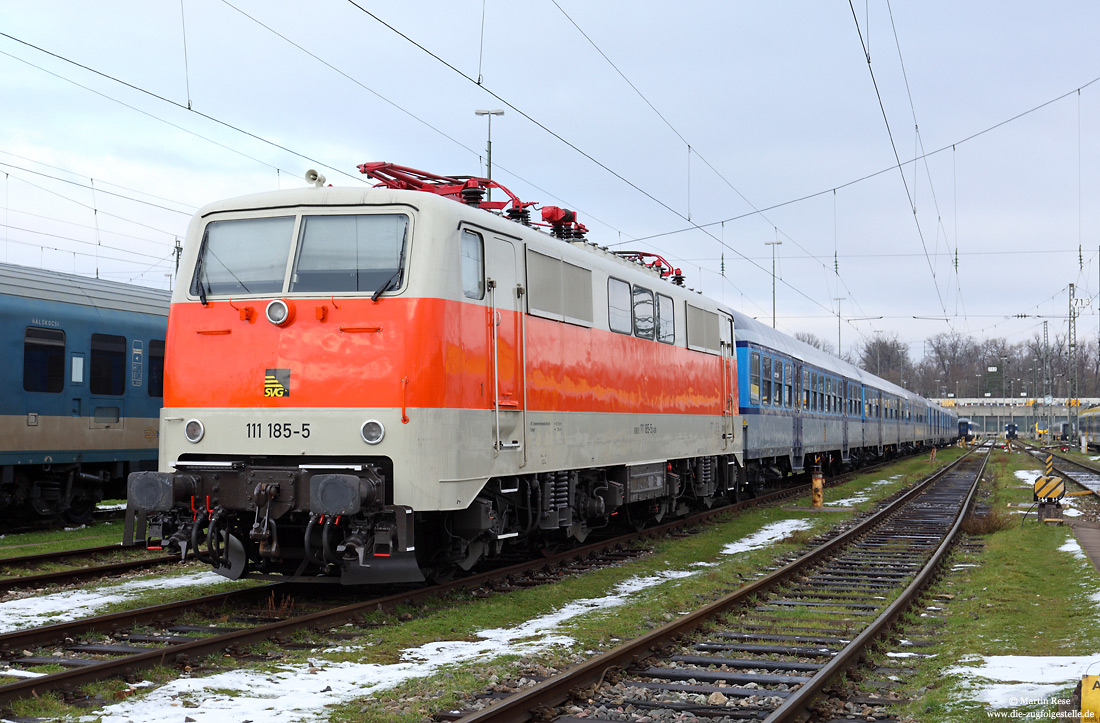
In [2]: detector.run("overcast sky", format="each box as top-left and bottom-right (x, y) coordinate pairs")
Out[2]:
(1, 1), (1098, 359)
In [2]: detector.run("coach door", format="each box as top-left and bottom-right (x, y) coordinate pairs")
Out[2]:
(841, 379), (850, 461)
(485, 235), (526, 460)
(720, 314), (735, 449)
(792, 363), (804, 470)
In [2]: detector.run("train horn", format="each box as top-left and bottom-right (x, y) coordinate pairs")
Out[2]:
(305, 169), (326, 187)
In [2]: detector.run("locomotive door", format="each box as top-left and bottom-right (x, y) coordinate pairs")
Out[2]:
(720, 313), (735, 450)
(485, 236), (525, 458)
(792, 363), (804, 470)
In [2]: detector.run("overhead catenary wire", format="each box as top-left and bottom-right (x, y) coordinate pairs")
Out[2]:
(847, 0), (947, 320)
(549, 0), (874, 333)
(342, 0), (840, 319)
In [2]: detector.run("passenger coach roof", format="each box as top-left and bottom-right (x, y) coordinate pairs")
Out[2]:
(729, 309), (916, 400)
(0, 262), (171, 316)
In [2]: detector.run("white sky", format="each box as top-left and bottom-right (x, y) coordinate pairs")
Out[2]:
(1, 2), (1099, 357)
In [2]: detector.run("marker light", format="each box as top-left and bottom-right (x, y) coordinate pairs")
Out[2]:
(184, 419), (205, 443)
(361, 420), (385, 445)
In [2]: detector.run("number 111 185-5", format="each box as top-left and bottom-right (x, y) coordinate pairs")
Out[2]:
(246, 422), (311, 439)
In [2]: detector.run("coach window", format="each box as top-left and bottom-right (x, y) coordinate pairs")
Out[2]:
(148, 340), (166, 398)
(817, 374), (825, 412)
(633, 285), (655, 340)
(761, 356), (772, 406)
(90, 334), (126, 396)
(810, 372), (817, 412)
(656, 293), (674, 343)
(784, 363), (793, 408)
(460, 230), (484, 299)
(749, 351), (761, 405)
(773, 360), (783, 407)
(608, 278), (632, 334)
(291, 214), (410, 293)
(23, 327), (65, 393)
(803, 371), (811, 409)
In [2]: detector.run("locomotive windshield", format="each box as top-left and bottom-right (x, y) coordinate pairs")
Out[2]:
(190, 213), (409, 298)
(191, 216), (295, 297)
(290, 214), (408, 293)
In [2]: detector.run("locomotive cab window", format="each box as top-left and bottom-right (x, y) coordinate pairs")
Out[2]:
(192, 216), (295, 297)
(90, 333), (126, 396)
(23, 327), (65, 393)
(460, 229), (484, 299)
(290, 214), (409, 294)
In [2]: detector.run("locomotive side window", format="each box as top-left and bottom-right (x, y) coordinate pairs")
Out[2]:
(291, 214), (409, 293)
(192, 216), (295, 297)
(460, 230), (484, 299)
(23, 327), (65, 393)
(148, 339), (166, 398)
(749, 351), (760, 405)
(90, 333), (126, 396)
(608, 278), (632, 334)
(784, 363), (793, 408)
(761, 356), (772, 406)
(656, 293), (675, 343)
(633, 286), (655, 339)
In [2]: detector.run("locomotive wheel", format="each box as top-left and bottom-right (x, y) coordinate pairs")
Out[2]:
(424, 563), (458, 584)
(214, 532), (248, 580)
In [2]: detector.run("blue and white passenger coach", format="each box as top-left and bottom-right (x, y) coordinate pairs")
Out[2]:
(731, 310), (957, 487)
(0, 263), (170, 523)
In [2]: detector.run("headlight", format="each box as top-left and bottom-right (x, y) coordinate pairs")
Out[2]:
(266, 299), (291, 326)
(361, 420), (385, 445)
(184, 419), (205, 443)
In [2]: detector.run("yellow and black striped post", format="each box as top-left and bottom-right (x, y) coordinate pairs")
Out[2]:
(1045, 454), (1055, 477)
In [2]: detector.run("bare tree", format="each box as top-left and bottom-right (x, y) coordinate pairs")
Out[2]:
(793, 331), (835, 355)
(857, 332), (912, 387)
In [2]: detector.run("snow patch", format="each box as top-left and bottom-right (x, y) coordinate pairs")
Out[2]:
(721, 519), (812, 555)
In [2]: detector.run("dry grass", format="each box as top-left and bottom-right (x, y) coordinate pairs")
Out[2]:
(960, 505), (1018, 535)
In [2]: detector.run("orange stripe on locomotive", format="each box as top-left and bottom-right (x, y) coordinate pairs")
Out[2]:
(164, 296), (729, 415)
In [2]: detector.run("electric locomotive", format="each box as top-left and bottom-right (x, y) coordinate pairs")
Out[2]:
(130, 163), (957, 585)
(1, 263), (169, 524)
(129, 165), (742, 584)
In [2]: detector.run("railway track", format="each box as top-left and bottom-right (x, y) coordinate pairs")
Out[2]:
(0, 545), (177, 595)
(1015, 442), (1100, 493)
(0, 451), (942, 713)
(448, 447), (986, 723)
